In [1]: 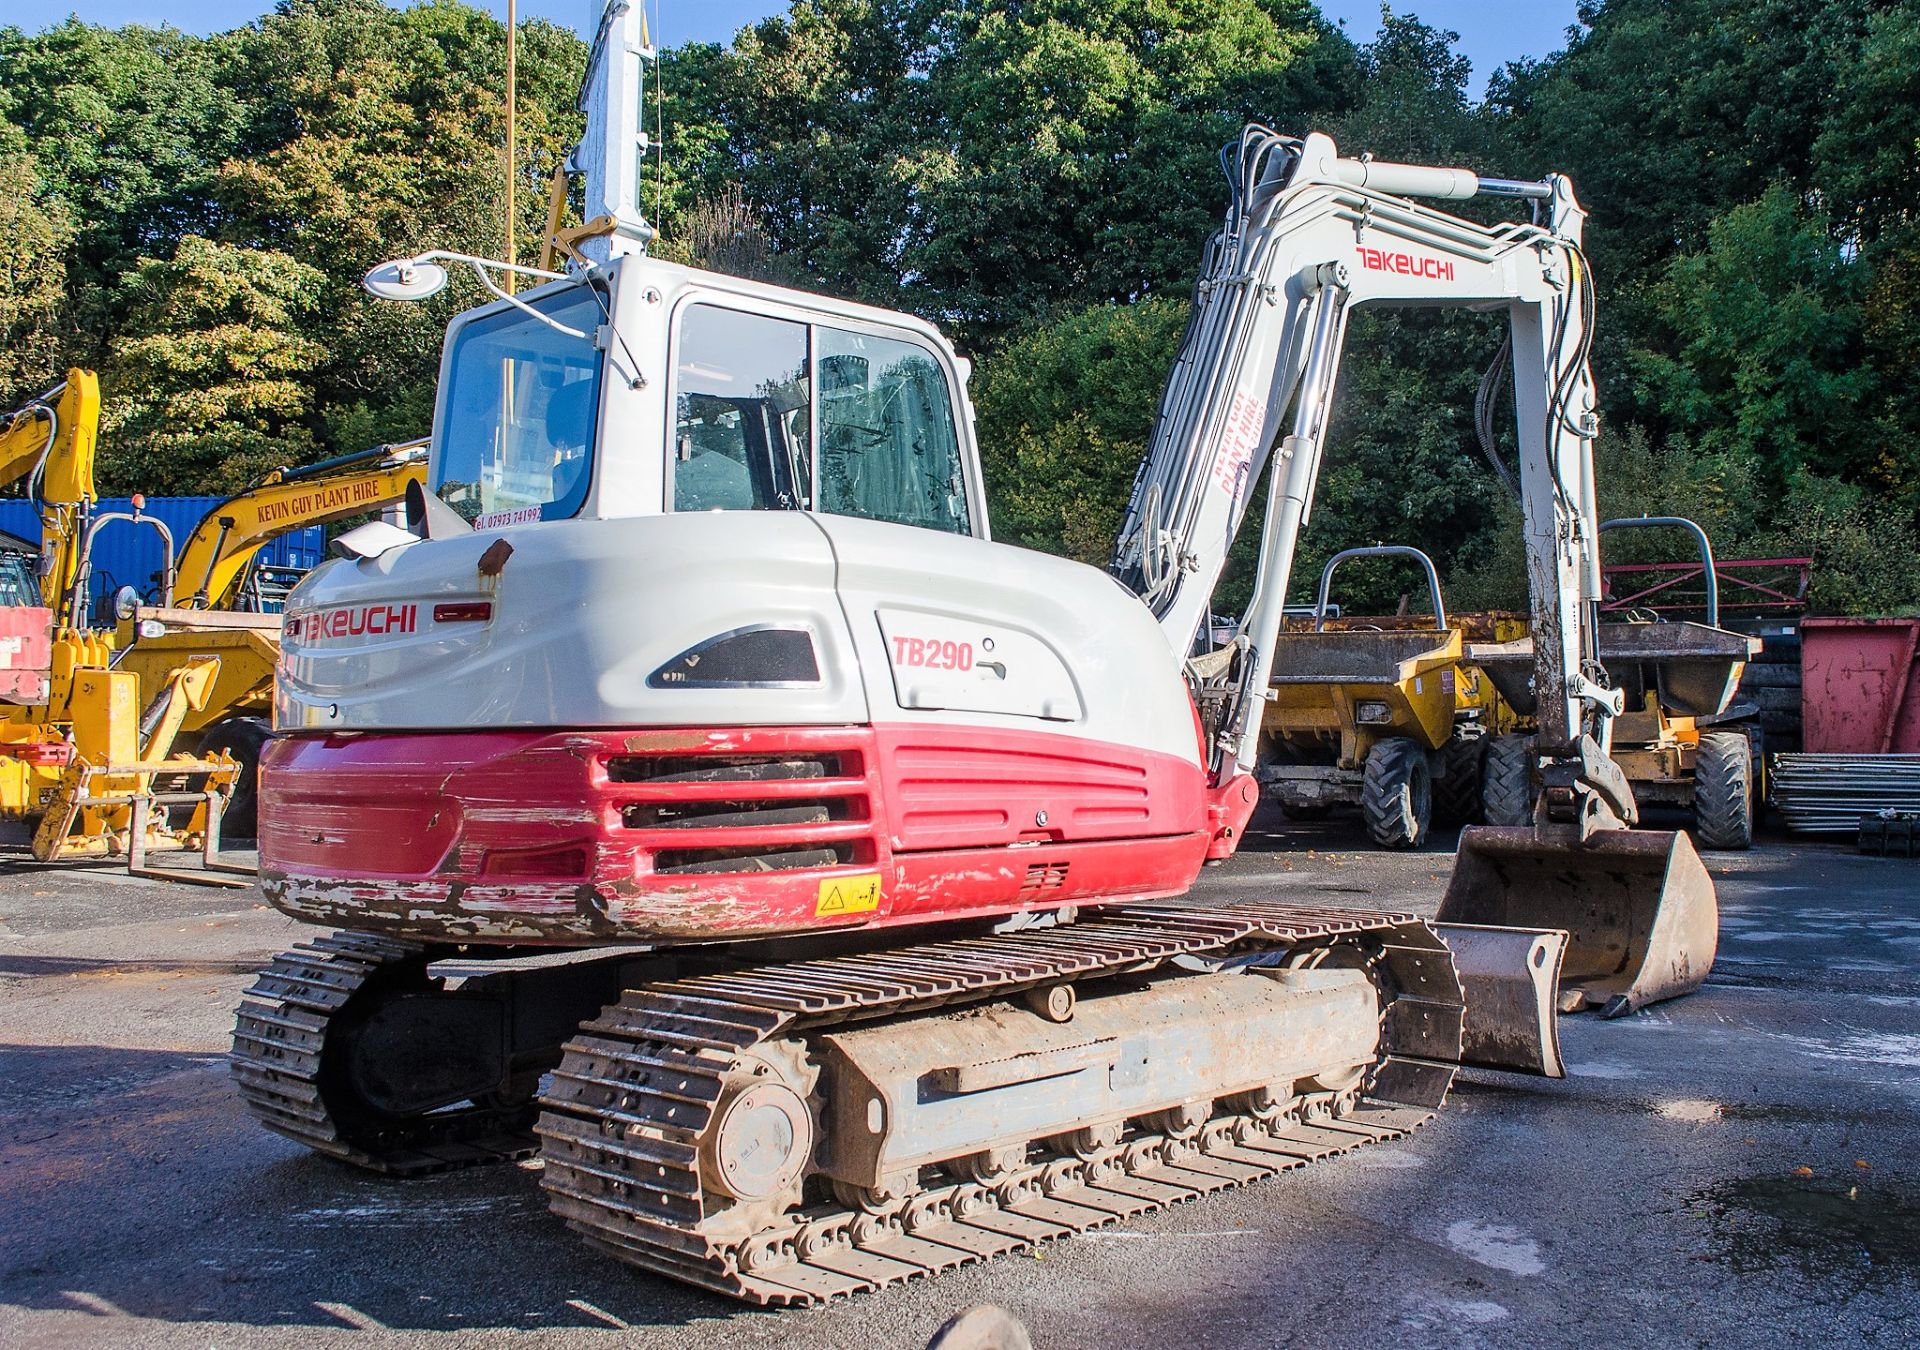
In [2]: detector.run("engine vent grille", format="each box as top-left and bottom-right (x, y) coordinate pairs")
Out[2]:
(606, 753), (845, 784)
(654, 843), (852, 876)
(606, 740), (876, 879)
(1020, 861), (1071, 893)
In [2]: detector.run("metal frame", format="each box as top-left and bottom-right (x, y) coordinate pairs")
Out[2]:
(1312, 546), (1447, 632)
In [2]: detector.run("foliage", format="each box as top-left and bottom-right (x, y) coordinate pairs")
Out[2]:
(0, 140), (74, 407)
(972, 298), (1188, 562)
(1630, 185), (1878, 486)
(104, 236), (328, 493)
(1, 0), (1916, 614)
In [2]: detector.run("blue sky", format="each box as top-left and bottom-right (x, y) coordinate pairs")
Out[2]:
(11, 2), (1583, 97)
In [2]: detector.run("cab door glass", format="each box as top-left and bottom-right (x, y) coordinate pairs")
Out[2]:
(673, 305), (811, 511)
(817, 327), (969, 535)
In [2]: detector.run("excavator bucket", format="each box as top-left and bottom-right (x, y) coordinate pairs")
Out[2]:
(1437, 924), (1567, 1077)
(1437, 825), (1718, 1018)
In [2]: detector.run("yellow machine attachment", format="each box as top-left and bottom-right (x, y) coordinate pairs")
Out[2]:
(172, 439), (429, 610)
(112, 610), (279, 737)
(29, 657), (247, 884)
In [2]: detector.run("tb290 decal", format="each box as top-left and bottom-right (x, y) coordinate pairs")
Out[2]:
(891, 635), (976, 671)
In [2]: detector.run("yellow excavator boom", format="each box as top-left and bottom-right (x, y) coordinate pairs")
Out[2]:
(172, 438), (429, 610)
(0, 370), (99, 628)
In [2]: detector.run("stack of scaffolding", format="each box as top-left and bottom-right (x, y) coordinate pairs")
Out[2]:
(1771, 753), (1920, 833)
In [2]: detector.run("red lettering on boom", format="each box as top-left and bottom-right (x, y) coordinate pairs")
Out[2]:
(1356, 245), (1455, 282)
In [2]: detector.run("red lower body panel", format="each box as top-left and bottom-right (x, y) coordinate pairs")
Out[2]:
(257, 723), (1212, 945)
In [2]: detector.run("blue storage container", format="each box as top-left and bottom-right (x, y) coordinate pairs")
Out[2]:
(0, 496), (325, 619)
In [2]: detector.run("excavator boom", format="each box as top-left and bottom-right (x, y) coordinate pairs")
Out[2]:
(172, 439), (429, 610)
(1109, 126), (1716, 1014)
(0, 369), (99, 629)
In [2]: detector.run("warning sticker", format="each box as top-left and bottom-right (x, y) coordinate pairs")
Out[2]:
(815, 873), (882, 918)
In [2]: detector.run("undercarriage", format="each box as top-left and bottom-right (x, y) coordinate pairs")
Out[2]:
(234, 900), (1466, 1304)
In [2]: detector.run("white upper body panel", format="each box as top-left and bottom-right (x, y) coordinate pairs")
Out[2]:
(277, 512), (1200, 766)
(282, 253), (1197, 765)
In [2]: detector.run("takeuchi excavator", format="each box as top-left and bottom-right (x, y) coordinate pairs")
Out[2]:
(232, 1), (1716, 1306)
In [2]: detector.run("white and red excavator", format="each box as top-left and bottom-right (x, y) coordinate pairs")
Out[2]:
(232, 0), (1717, 1305)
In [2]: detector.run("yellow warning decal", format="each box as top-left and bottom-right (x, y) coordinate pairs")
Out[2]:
(815, 873), (882, 918)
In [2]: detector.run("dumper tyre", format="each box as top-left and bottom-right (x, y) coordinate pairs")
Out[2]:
(1433, 733), (1486, 826)
(1481, 734), (1535, 827)
(199, 716), (271, 840)
(1362, 737), (1430, 849)
(1693, 729), (1753, 850)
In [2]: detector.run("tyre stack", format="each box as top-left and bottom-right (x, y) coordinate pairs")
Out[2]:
(1737, 622), (1802, 752)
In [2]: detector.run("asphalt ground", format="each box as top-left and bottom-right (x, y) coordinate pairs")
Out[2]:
(3, 810), (1917, 1348)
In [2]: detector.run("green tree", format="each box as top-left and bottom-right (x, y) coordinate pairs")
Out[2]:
(971, 298), (1188, 561)
(1630, 184), (1877, 486)
(103, 236), (328, 494)
(0, 19), (243, 340)
(214, 0), (588, 453)
(0, 139), (75, 406)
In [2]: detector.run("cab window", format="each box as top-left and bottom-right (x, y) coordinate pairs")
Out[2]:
(673, 306), (810, 511)
(817, 326), (969, 534)
(669, 303), (970, 534)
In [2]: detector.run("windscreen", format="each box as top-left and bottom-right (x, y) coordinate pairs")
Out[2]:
(433, 285), (604, 528)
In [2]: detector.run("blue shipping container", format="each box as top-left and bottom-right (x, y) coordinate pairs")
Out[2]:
(0, 496), (324, 619)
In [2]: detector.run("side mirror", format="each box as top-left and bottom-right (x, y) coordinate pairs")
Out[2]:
(363, 258), (450, 301)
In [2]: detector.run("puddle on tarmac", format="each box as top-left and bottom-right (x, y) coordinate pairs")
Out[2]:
(1685, 1175), (1920, 1285)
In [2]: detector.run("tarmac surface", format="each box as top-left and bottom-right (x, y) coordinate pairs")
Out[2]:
(3, 809), (1917, 1348)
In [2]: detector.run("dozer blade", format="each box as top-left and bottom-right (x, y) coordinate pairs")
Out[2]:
(1437, 826), (1718, 1018)
(1436, 923), (1567, 1077)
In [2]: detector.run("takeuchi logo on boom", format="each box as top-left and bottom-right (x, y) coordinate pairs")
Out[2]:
(1357, 245), (1455, 281)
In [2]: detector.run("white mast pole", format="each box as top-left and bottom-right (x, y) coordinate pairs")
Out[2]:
(576, 0), (656, 265)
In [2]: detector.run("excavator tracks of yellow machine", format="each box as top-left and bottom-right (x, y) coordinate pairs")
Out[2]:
(536, 901), (1463, 1306)
(230, 932), (543, 1174)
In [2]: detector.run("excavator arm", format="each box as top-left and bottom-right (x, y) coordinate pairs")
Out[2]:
(1114, 128), (1625, 823)
(172, 439), (429, 610)
(1116, 127), (1714, 1016)
(0, 370), (99, 628)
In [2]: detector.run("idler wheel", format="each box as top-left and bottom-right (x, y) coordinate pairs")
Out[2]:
(702, 1080), (813, 1202)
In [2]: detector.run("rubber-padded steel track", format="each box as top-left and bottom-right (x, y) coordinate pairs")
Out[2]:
(536, 900), (1463, 1305)
(230, 932), (540, 1174)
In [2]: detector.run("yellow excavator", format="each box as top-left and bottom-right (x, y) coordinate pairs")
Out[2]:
(0, 371), (240, 873)
(0, 375), (429, 865)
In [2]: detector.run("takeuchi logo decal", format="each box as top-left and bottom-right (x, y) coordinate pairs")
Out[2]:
(1357, 245), (1456, 281)
(286, 604), (418, 641)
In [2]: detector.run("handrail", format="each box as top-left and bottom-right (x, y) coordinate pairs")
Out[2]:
(1600, 516), (1717, 627)
(1313, 545), (1447, 632)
